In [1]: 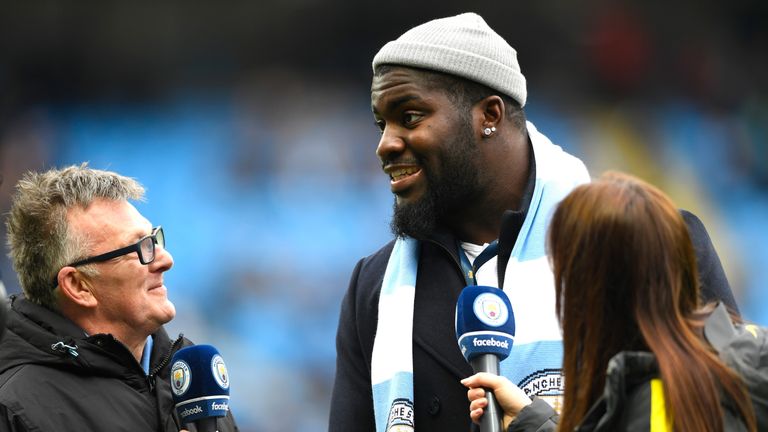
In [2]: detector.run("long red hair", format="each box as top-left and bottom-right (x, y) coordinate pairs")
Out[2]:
(548, 171), (755, 432)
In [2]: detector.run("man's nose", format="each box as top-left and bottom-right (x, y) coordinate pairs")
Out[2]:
(150, 244), (173, 272)
(375, 126), (406, 162)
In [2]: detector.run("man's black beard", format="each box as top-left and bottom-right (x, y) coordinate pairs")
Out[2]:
(391, 121), (482, 239)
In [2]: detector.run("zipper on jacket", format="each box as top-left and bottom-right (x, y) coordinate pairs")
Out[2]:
(51, 341), (79, 357)
(146, 333), (184, 392)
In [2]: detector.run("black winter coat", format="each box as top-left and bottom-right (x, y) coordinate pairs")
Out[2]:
(508, 303), (761, 432)
(0, 296), (239, 432)
(508, 351), (749, 432)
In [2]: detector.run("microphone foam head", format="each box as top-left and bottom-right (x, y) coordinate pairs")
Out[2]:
(170, 344), (230, 423)
(455, 286), (515, 362)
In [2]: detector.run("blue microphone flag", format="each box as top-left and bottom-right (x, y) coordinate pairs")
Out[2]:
(170, 344), (231, 424)
(455, 286), (515, 362)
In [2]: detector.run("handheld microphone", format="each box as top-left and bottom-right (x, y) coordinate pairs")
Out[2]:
(455, 286), (515, 432)
(170, 345), (231, 432)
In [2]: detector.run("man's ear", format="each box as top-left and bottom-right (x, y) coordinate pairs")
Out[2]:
(476, 95), (505, 134)
(56, 267), (97, 308)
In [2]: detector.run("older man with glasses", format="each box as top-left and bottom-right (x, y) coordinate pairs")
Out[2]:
(0, 163), (238, 432)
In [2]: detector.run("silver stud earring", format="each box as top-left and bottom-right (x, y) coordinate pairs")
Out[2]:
(483, 126), (496, 137)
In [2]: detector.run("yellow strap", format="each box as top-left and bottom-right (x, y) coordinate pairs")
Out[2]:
(650, 378), (672, 432)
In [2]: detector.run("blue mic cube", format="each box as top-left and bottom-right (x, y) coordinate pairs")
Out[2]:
(455, 286), (515, 362)
(170, 344), (231, 424)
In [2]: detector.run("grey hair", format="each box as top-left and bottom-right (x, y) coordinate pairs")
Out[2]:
(5, 163), (145, 309)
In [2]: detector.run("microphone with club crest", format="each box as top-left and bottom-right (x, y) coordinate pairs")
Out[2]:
(455, 285), (515, 432)
(170, 344), (231, 432)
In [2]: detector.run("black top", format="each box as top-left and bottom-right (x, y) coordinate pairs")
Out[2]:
(0, 295), (240, 432)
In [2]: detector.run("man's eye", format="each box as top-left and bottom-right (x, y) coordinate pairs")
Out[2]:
(403, 113), (423, 125)
(374, 120), (385, 133)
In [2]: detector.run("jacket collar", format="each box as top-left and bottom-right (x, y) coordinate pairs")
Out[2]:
(578, 351), (658, 431)
(10, 294), (87, 339)
(2, 294), (178, 383)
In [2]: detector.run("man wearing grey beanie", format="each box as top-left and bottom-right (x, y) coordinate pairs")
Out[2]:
(330, 12), (739, 432)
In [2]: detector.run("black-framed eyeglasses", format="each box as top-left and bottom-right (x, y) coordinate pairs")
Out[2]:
(52, 226), (165, 288)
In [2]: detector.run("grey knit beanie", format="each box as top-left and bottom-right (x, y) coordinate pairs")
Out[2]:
(372, 12), (527, 107)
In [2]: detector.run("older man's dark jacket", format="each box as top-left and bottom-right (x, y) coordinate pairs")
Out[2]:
(0, 295), (239, 432)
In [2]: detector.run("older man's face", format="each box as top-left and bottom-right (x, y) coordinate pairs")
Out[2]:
(67, 199), (175, 340)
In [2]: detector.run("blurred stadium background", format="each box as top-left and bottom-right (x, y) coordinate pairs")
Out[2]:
(1, 2), (766, 431)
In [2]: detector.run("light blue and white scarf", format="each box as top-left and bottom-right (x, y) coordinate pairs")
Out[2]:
(371, 121), (590, 431)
